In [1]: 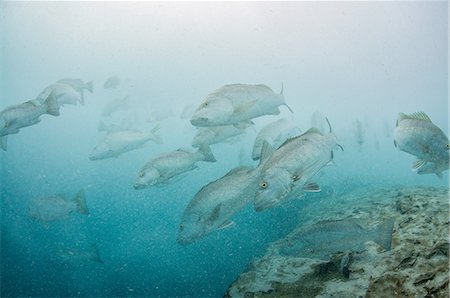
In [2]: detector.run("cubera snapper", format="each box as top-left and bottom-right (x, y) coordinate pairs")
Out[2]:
(254, 118), (342, 212)
(177, 166), (259, 245)
(0, 91), (60, 150)
(89, 126), (161, 160)
(394, 112), (449, 177)
(134, 146), (216, 189)
(190, 84), (292, 127)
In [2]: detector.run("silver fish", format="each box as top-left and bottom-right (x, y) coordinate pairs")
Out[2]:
(177, 166), (259, 245)
(0, 91), (60, 141)
(252, 118), (301, 160)
(104, 75), (121, 89)
(56, 78), (94, 103)
(102, 96), (130, 117)
(89, 126), (161, 160)
(134, 146), (216, 189)
(192, 122), (252, 148)
(190, 84), (292, 127)
(28, 190), (88, 224)
(36, 83), (83, 106)
(277, 219), (394, 260)
(254, 119), (342, 211)
(58, 244), (103, 265)
(394, 112), (449, 176)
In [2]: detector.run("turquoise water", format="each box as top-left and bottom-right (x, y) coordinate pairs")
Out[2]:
(1, 2), (448, 297)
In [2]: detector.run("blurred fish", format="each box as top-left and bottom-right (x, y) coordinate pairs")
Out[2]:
(180, 104), (196, 120)
(382, 120), (392, 138)
(89, 126), (161, 160)
(97, 121), (126, 133)
(104, 75), (121, 89)
(147, 108), (174, 123)
(28, 190), (88, 224)
(277, 219), (394, 260)
(352, 119), (365, 151)
(102, 96), (130, 117)
(58, 244), (103, 264)
(190, 84), (292, 127)
(177, 166), (259, 244)
(0, 91), (60, 142)
(134, 146), (216, 189)
(37, 83), (83, 106)
(192, 122), (252, 148)
(394, 112), (449, 177)
(310, 111), (327, 134)
(252, 118), (301, 160)
(56, 78), (94, 103)
(254, 118), (342, 211)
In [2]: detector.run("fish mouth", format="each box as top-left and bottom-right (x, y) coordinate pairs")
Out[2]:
(190, 117), (209, 126)
(133, 183), (148, 190)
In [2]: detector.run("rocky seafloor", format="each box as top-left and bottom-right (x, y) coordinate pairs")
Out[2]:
(225, 186), (449, 298)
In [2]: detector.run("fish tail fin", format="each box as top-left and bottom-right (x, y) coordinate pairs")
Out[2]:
(0, 136), (7, 151)
(149, 124), (163, 144)
(74, 190), (89, 215)
(44, 90), (61, 116)
(374, 219), (394, 251)
(199, 145), (216, 162)
(88, 244), (104, 263)
(86, 81), (94, 93)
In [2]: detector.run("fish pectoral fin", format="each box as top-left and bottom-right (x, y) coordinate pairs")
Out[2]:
(303, 182), (321, 192)
(208, 203), (222, 223)
(412, 159), (427, 171)
(292, 173), (302, 182)
(234, 100), (258, 113)
(218, 220), (235, 230)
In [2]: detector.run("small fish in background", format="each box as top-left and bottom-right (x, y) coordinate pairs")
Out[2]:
(352, 119), (365, 151)
(104, 75), (121, 89)
(56, 78), (94, 103)
(382, 119), (392, 138)
(58, 244), (103, 265)
(0, 91), (60, 150)
(102, 96), (130, 117)
(97, 120), (126, 133)
(192, 122), (252, 148)
(394, 111), (449, 177)
(28, 190), (89, 225)
(254, 118), (343, 212)
(190, 83), (292, 127)
(252, 118), (301, 161)
(134, 146), (216, 189)
(89, 126), (162, 160)
(180, 104), (196, 120)
(147, 107), (174, 123)
(36, 83), (84, 106)
(277, 219), (394, 260)
(177, 166), (259, 245)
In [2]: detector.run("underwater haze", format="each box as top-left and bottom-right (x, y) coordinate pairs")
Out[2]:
(1, 2), (448, 297)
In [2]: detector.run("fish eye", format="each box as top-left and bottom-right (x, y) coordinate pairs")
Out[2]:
(139, 172), (145, 178)
(202, 102), (208, 107)
(446, 144), (450, 150)
(260, 181), (268, 189)
(179, 224), (184, 230)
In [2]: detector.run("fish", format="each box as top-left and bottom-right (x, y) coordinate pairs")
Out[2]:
(104, 75), (121, 89)
(28, 190), (88, 224)
(254, 118), (342, 211)
(192, 122), (252, 148)
(56, 78), (94, 104)
(177, 166), (259, 244)
(36, 83), (83, 106)
(180, 104), (196, 120)
(134, 146), (216, 189)
(190, 84), (292, 127)
(353, 119), (365, 150)
(394, 112), (449, 176)
(277, 219), (394, 260)
(0, 91), (60, 141)
(102, 96), (130, 117)
(251, 118), (301, 160)
(58, 244), (104, 265)
(89, 126), (162, 160)
(97, 121), (126, 133)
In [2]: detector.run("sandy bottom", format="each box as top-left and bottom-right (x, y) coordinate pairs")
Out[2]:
(225, 186), (449, 298)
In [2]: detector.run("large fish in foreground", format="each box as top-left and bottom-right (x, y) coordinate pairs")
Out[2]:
(190, 84), (292, 127)
(177, 166), (259, 245)
(89, 126), (161, 160)
(28, 190), (89, 225)
(252, 118), (301, 160)
(276, 219), (394, 260)
(0, 91), (60, 150)
(254, 118), (342, 211)
(394, 112), (449, 177)
(134, 146), (216, 189)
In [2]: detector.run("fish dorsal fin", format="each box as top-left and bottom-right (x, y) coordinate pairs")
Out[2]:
(400, 112), (432, 122)
(259, 141), (275, 166)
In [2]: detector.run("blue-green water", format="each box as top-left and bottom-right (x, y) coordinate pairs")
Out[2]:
(1, 2), (448, 297)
